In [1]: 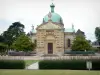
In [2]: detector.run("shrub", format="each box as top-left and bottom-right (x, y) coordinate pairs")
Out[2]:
(39, 60), (100, 70)
(8, 51), (32, 56)
(0, 60), (25, 69)
(92, 60), (100, 70)
(39, 60), (86, 70)
(64, 51), (95, 55)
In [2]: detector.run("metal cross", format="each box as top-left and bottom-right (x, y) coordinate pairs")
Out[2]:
(48, 12), (52, 19)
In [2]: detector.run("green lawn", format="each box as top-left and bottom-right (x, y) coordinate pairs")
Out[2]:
(24, 60), (39, 67)
(0, 70), (100, 75)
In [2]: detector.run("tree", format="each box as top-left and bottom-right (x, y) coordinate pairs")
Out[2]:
(76, 29), (85, 37)
(0, 43), (8, 55)
(12, 33), (34, 52)
(32, 39), (37, 51)
(2, 22), (25, 47)
(0, 35), (5, 42)
(71, 35), (91, 51)
(95, 27), (100, 44)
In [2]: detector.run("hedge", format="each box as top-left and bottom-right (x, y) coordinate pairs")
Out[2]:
(65, 51), (95, 55)
(39, 60), (100, 70)
(8, 51), (33, 56)
(92, 60), (100, 70)
(0, 60), (25, 69)
(39, 60), (86, 70)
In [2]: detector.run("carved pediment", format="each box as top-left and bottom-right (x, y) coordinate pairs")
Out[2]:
(37, 21), (62, 30)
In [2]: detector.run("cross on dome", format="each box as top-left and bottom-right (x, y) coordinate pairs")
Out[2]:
(48, 12), (52, 20)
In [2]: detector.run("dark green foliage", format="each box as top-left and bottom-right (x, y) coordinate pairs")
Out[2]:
(12, 33), (34, 52)
(0, 43), (8, 55)
(39, 60), (86, 70)
(8, 51), (33, 56)
(1, 22), (25, 47)
(76, 29), (85, 37)
(95, 27), (100, 42)
(72, 35), (91, 51)
(0, 35), (5, 43)
(39, 60), (100, 70)
(65, 51), (95, 55)
(92, 60), (100, 70)
(0, 60), (25, 69)
(90, 47), (99, 52)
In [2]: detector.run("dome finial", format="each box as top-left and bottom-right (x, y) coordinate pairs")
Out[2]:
(50, 0), (55, 13)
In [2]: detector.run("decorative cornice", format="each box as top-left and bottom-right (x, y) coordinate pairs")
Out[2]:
(36, 21), (63, 30)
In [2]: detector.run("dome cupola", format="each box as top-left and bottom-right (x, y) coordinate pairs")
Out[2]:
(43, 3), (64, 25)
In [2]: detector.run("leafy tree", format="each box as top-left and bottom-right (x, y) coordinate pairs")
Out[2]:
(0, 43), (8, 55)
(90, 47), (99, 52)
(0, 35), (5, 43)
(71, 35), (91, 51)
(12, 33), (34, 52)
(76, 29), (85, 37)
(2, 22), (25, 47)
(87, 40), (91, 44)
(95, 27), (100, 44)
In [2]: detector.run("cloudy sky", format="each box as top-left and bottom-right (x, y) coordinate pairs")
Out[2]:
(0, 0), (100, 41)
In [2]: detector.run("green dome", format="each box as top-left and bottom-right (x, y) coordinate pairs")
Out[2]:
(43, 3), (63, 25)
(43, 13), (63, 23)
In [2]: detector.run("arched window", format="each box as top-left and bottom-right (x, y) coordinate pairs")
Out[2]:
(67, 39), (71, 47)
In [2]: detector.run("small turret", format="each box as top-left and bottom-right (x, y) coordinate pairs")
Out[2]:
(32, 25), (34, 30)
(72, 24), (75, 32)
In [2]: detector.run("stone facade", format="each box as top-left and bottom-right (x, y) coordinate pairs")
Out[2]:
(29, 3), (75, 56)
(36, 20), (64, 56)
(64, 32), (75, 51)
(29, 22), (75, 56)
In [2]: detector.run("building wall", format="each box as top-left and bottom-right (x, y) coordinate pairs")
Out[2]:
(31, 34), (36, 43)
(31, 22), (75, 56)
(64, 32), (75, 50)
(36, 28), (64, 56)
(30, 30), (75, 55)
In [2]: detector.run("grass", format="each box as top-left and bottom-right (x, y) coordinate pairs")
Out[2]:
(24, 60), (39, 67)
(0, 70), (100, 75)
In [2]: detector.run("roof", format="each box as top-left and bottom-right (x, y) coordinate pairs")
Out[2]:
(43, 3), (63, 25)
(32, 29), (36, 33)
(64, 28), (75, 32)
(43, 12), (63, 24)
